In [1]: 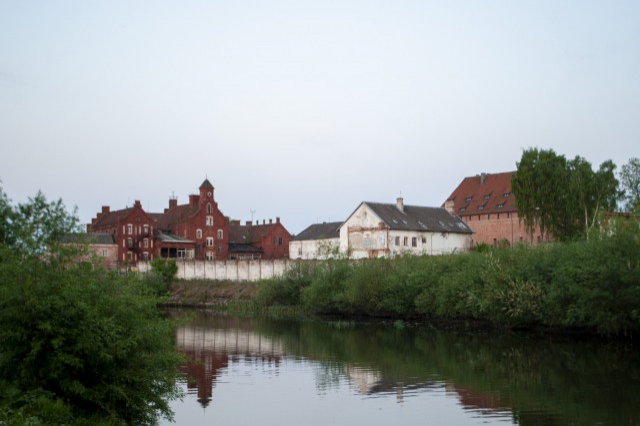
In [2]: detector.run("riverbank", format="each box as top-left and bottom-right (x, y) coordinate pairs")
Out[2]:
(166, 279), (258, 307)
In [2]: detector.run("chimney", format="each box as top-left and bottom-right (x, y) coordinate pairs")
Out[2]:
(102, 206), (110, 215)
(480, 173), (487, 184)
(276, 217), (280, 223)
(168, 198), (177, 209)
(269, 219), (272, 224)
(246, 221), (252, 226)
(263, 219), (266, 225)
(134, 200), (141, 208)
(444, 200), (455, 214)
(396, 197), (404, 213)
(189, 194), (199, 208)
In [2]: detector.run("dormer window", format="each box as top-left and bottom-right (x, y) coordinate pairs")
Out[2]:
(497, 203), (505, 208)
(483, 194), (491, 200)
(478, 205), (484, 211)
(460, 207), (466, 212)
(503, 192), (510, 198)
(465, 196), (472, 202)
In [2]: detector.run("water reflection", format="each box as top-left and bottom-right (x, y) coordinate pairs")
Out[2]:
(167, 311), (640, 426)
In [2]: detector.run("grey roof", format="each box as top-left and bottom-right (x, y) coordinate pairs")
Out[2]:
(355, 202), (473, 234)
(229, 243), (263, 253)
(156, 231), (194, 244)
(292, 222), (342, 241)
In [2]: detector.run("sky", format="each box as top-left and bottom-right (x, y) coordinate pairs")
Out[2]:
(1, 1), (639, 234)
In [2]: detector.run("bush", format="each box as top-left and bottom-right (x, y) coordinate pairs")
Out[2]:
(0, 248), (183, 424)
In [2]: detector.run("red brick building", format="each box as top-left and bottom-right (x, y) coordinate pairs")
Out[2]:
(444, 172), (543, 247)
(89, 179), (290, 264)
(228, 218), (292, 260)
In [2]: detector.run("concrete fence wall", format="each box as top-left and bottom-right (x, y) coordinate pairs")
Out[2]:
(137, 259), (293, 281)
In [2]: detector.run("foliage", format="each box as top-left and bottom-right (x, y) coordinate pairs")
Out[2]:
(0, 189), (82, 259)
(511, 148), (620, 241)
(0, 185), (183, 424)
(150, 258), (178, 285)
(619, 157), (640, 212)
(254, 261), (316, 307)
(255, 222), (640, 336)
(0, 248), (183, 425)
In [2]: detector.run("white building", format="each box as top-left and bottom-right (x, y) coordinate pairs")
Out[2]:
(289, 222), (342, 259)
(339, 198), (473, 259)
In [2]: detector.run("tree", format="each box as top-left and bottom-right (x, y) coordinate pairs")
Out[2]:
(619, 157), (640, 212)
(0, 183), (10, 246)
(512, 148), (620, 241)
(0, 187), (183, 424)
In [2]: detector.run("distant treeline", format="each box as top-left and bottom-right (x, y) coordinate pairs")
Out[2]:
(254, 219), (640, 337)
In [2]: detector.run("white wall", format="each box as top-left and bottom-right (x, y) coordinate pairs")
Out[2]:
(340, 203), (472, 258)
(289, 238), (341, 260)
(138, 259), (291, 281)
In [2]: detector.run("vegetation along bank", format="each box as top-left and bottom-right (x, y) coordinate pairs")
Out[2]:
(170, 218), (640, 338)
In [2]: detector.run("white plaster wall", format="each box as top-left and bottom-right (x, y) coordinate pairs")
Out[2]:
(340, 204), (387, 258)
(290, 238), (341, 259)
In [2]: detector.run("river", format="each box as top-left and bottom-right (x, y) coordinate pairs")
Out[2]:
(161, 310), (639, 426)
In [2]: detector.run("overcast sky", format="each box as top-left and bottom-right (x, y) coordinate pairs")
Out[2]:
(1, 1), (638, 234)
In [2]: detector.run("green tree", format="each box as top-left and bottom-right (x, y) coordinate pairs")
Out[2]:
(512, 148), (620, 241)
(0, 187), (183, 424)
(619, 157), (640, 212)
(0, 183), (10, 246)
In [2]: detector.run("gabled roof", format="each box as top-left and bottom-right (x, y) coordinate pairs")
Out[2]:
(92, 208), (133, 228)
(152, 204), (198, 230)
(341, 202), (472, 234)
(229, 223), (280, 244)
(364, 202), (473, 234)
(292, 222), (342, 241)
(444, 172), (517, 216)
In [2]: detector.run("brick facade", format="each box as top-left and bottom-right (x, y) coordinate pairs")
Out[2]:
(89, 179), (290, 264)
(444, 172), (543, 247)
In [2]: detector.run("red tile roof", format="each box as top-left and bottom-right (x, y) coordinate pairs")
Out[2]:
(444, 172), (518, 216)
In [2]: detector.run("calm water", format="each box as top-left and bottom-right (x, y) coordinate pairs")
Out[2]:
(161, 311), (640, 426)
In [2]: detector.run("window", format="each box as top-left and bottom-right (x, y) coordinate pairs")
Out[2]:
(127, 224), (132, 235)
(298, 247), (302, 256)
(206, 251), (214, 261)
(484, 194), (491, 200)
(217, 246), (223, 255)
(465, 196), (472, 202)
(497, 203), (504, 208)
(144, 225), (149, 236)
(206, 216), (213, 227)
(144, 238), (148, 248)
(278, 237), (283, 246)
(460, 207), (466, 212)
(411, 237), (417, 247)
(143, 252), (149, 261)
(503, 192), (510, 198)
(273, 237), (277, 246)
(395, 236), (400, 246)
(478, 205), (484, 211)
(127, 238), (132, 248)
(127, 252), (132, 261)
(403, 237), (408, 246)
(207, 203), (212, 214)
(217, 229), (223, 239)
(422, 237), (427, 244)
(196, 229), (202, 239)
(206, 237), (214, 247)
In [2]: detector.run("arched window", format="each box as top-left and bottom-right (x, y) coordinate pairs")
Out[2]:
(207, 203), (212, 214)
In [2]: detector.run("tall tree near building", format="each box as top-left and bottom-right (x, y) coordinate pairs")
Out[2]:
(619, 157), (640, 212)
(512, 148), (620, 241)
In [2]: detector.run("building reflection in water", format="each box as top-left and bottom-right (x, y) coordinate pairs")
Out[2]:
(175, 325), (285, 407)
(175, 322), (509, 418)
